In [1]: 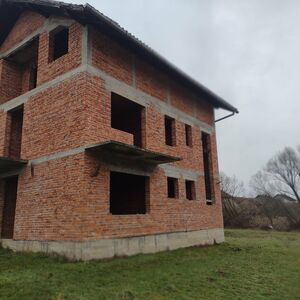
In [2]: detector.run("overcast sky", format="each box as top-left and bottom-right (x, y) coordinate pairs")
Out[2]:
(65, 0), (299, 187)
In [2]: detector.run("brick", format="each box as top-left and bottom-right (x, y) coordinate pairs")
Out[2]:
(0, 10), (224, 245)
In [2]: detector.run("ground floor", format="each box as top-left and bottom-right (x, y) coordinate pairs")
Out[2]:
(0, 146), (223, 259)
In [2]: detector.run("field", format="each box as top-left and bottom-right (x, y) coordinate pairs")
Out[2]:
(0, 229), (299, 299)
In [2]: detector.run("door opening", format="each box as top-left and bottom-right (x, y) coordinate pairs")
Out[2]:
(1, 176), (18, 239)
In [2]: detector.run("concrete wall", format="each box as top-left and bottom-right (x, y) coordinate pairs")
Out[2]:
(0, 227), (225, 261)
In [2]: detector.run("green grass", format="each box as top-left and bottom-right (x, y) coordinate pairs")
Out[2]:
(0, 230), (299, 300)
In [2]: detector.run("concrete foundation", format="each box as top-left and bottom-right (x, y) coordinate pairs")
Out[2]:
(0, 228), (224, 261)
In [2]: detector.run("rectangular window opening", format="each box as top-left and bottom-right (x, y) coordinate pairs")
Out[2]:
(111, 93), (144, 147)
(185, 124), (193, 147)
(167, 177), (179, 198)
(165, 116), (175, 146)
(202, 132), (213, 202)
(8, 106), (24, 159)
(1, 176), (18, 239)
(110, 172), (148, 215)
(185, 180), (196, 200)
(49, 27), (69, 62)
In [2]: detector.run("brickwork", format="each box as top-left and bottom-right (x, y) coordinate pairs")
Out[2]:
(0, 11), (45, 54)
(91, 29), (133, 86)
(37, 22), (83, 85)
(0, 111), (9, 157)
(21, 73), (89, 159)
(0, 60), (22, 104)
(0, 10), (224, 244)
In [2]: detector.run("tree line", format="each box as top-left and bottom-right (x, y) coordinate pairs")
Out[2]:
(221, 145), (300, 230)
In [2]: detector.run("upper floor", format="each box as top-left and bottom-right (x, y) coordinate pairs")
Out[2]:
(0, 1), (238, 204)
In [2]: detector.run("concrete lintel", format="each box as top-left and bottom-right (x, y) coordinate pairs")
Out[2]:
(108, 163), (153, 177)
(0, 228), (224, 261)
(44, 16), (75, 32)
(160, 164), (203, 181)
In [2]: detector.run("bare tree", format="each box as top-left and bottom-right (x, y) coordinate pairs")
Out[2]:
(250, 146), (300, 203)
(220, 172), (245, 198)
(220, 172), (246, 226)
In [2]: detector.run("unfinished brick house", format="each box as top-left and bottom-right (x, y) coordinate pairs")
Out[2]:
(0, 0), (238, 260)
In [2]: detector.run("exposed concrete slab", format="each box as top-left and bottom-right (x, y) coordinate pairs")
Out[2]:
(160, 164), (203, 181)
(13, 144), (200, 183)
(0, 228), (224, 261)
(29, 146), (86, 165)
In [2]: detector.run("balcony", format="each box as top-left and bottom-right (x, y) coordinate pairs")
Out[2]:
(0, 156), (27, 178)
(85, 141), (181, 165)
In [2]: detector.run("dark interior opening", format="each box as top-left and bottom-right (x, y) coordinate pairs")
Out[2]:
(167, 177), (178, 198)
(29, 62), (38, 90)
(49, 27), (69, 61)
(8, 106), (24, 159)
(202, 133), (213, 201)
(185, 180), (196, 200)
(111, 93), (144, 147)
(185, 124), (192, 147)
(165, 116), (175, 146)
(3, 38), (39, 101)
(110, 171), (148, 215)
(1, 176), (18, 239)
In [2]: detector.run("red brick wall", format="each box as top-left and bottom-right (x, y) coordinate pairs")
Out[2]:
(0, 13), (223, 241)
(21, 73), (88, 159)
(14, 153), (87, 241)
(0, 60), (23, 104)
(13, 152), (222, 241)
(91, 29), (132, 86)
(37, 22), (83, 85)
(7, 109), (23, 159)
(0, 11), (45, 54)
(0, 59), (38, 104)
(0, 111), (10, 157)
(135, 59), (168, 102)
(0, 13), (83, 105)
(10, 74), (222, 241)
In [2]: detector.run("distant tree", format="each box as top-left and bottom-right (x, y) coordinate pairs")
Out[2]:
(250, 146), (300, 204)
(220, 172), (245, 198)
(220, 172), (246, 226)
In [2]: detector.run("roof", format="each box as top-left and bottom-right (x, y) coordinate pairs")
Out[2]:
(0, 0), (239, 113)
